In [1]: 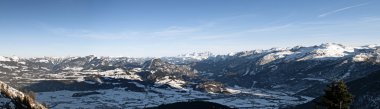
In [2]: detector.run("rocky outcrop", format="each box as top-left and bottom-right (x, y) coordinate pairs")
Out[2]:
(0, 81), (47, 109)
(195, 81), (228, 93)
(141, 58), (197, 81)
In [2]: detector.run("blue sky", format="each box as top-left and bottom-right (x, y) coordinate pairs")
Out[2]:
(0, 0), (379, 57)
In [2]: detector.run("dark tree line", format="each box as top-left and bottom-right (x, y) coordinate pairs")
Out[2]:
(317, 80), (353, 109)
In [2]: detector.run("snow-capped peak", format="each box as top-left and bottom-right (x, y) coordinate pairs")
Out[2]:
(10, 56), (20, 62)
(356, 44), (379, 49)
(177, 52), (214, 60)
(311, 43), (354, 58)
(0, 56), (11, 61)
(230, 43), (362, 64)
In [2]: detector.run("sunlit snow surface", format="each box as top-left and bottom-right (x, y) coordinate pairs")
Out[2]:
(1, 58), (316, 109)
(36, 86), (312, 109)
(8, 44), (377, 108)
(30, 68), (314, 109)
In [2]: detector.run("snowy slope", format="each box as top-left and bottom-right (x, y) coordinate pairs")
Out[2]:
(0, 43), (379, 109)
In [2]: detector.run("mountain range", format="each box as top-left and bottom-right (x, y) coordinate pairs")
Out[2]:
(0, 43), (379, 109)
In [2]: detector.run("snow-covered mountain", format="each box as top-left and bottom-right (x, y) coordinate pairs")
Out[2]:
(0, 43), (379, 108)
(177, 51), (214, 60)
(159, 52), (214, 65)
(193, 43), (380, 94)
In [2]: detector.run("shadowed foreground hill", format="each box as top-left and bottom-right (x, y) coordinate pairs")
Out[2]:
(146, 101), (233, 109)
(285, 70), (380, 109)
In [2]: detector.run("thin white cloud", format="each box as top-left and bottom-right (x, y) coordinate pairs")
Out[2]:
(45, 27), (143, 40)
(190, 23), (294, 40)
(318, 3), (368, 18)
(246, 24), (293, 33)
(43, 14), (258, 40)
(46, 26), (204, 40)
(361, 16), (380, 22)
(152, 25), (206, 37)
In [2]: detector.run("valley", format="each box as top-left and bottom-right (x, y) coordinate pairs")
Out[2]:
(1, 43), (379, 109)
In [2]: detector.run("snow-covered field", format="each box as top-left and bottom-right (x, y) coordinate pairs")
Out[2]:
(0, 66), (315, 109)
(36, 86), (313, 109)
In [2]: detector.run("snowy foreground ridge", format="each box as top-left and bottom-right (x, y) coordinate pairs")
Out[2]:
(0, 81), (47, 109)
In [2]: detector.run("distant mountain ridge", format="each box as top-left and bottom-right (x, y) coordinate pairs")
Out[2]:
(0, 43), (380, 108)
(193, 43), (380, 95)
(1, 43), (379, 88)
(177, 51), (214, 60)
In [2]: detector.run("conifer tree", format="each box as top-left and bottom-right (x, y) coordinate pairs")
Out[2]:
(317, 80), (353, 109)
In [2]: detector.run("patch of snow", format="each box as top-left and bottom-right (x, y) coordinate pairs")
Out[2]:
(129, 82), (145, 88)
(302, 78), (327, 83)
(63, 67), (83, 71)
(353, 53), (372, 62)
(155, 76), (186, 89)
(0, 56), (11, 61)
(225, 88), (241, 94)
(0, 64), (18, 69)
(259, 51), (293, 65)
(313, 43), (354, 58)
(177, 52), (214, 60)
(76, 77), (85, 82)
(38, 60), (49, 63)
(18, 61), (26, 64)
(36, 88), (210, 109)
(84, 81), (96, 84)
(10, 56), (20, 62)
